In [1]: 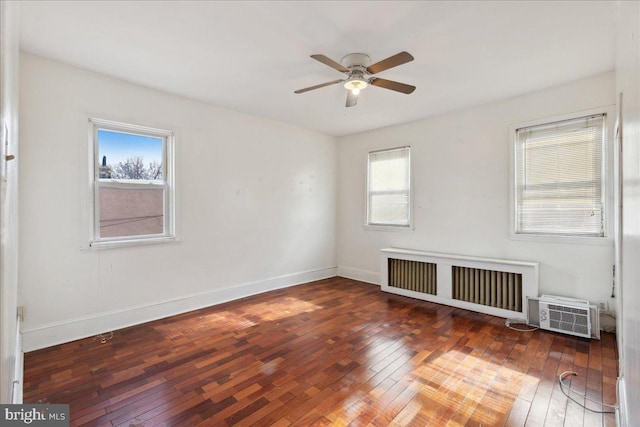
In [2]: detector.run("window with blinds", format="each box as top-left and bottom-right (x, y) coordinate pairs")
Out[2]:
(367, 147), (411, 227)
(515, 114), (605, 237)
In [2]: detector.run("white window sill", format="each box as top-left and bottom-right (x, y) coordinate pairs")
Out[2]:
(86, 236), (180, 250)
(510, 232), (613, 246)
(364, 224), (414, 233)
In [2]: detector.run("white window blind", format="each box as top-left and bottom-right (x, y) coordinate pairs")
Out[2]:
(367, 147), (410, 226)
(515, 114), (605, 237)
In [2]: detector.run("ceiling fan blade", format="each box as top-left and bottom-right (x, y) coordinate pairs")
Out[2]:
(366, 51), (414, 75)
(370, 78), (416, 94)
(310, 54), (349, 73)
(346, 90), (358, 108)
(294, 79), (344, 94)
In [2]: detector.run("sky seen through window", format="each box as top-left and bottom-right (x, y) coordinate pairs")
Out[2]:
(98, 129), (163, 166)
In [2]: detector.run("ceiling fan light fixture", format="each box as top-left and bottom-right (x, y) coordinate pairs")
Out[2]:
(344, 78), (368, 93)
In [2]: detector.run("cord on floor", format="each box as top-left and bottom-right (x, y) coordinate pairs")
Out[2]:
(558, 371), (616, 414)
(505, 318), (539, 332)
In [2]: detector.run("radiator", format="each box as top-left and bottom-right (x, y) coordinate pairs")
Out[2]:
(452, 266), (522, 312)
(388, 259), (437, 295)
(381, 248), (538, 320)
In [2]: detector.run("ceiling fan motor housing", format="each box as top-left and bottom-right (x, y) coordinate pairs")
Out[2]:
(341, 53), (372, 70)
(341, 53), (371, 91)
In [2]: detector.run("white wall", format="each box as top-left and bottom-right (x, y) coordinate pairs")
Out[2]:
(337, 73), (616, 308)
(615, 1), (640, 425)
(0, 0), (21, 403)
(18, 53), (337, 351)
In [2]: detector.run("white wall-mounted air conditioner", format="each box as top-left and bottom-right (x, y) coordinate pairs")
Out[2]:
(527, 295), (599, 339)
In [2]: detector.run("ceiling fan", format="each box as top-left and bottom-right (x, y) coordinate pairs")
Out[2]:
(294, 52), (416, 107)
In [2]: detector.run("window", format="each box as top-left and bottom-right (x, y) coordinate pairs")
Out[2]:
(515, 114), (605, 237)
(367, 147), (411, 227)
(90, 118), (174, 246)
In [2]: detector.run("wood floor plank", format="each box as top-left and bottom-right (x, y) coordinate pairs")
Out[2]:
(23, 277), (618, 426)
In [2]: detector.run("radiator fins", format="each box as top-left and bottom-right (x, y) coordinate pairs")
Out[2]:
(451, 266), (523, 312)
(387, 259), (523, 313)
(388, 259), (437, 295)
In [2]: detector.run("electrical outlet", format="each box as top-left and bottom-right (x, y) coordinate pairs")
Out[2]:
(599, 301), (608, 312)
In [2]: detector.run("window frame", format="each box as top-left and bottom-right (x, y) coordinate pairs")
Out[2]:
(88, 118), (176, 248)
(365, 146), (413, 230)
(509, 107), (614, 245)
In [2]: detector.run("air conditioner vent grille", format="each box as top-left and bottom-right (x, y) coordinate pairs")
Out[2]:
(539, 296), (592, 338)
(527, 296), (599, 339)
(548, 304), (588, 315)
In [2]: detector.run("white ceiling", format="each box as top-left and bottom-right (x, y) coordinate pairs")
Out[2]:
(19, 1), (615, 137)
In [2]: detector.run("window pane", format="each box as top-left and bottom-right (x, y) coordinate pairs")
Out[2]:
(515, 115), (605, 237)
(99, 187), (164, 238)
(370, 193), (409, 225)
(98, 130), (164, 180)
(519, 205), (603, 235)
(368, 147), (410, 226)
(370, 154), (409, 191)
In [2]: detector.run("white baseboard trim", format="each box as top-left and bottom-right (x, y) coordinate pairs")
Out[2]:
(12, 351), (23, 404)
(11, 312), (23, 404)
(22, 266), (337, 352)
(337, 266), (380, 285)
(617, 375), (627, 426)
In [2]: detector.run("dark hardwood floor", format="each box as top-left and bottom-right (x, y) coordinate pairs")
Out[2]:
(24, 277), (618, 426)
